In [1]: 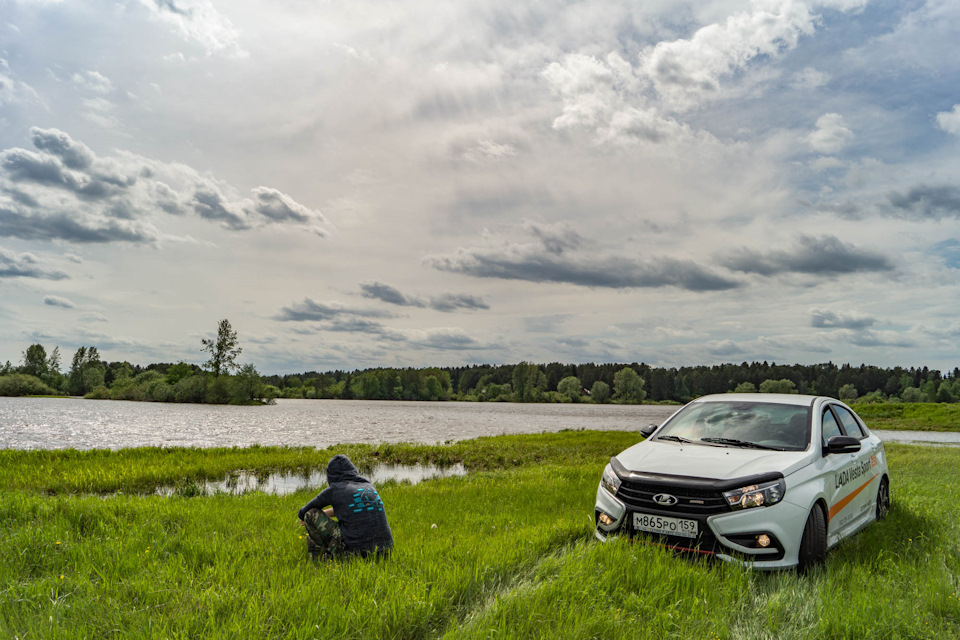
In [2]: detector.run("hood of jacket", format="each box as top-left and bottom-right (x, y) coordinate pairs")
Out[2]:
(326, 454), (368, 484)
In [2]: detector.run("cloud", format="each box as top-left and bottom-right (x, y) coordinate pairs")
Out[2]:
(43, 295), (75, 309)
(409, 328), (494, 351)
(0, 246), (68, 279)
(426, 222), (740, 292)
(886, 184), (960, 220)
(810, 309), (876, 330)
(936, 105), (960, 136)
(791, 67), (830, 90)
(136, 0), (247, 58)
(274, 297), (396, 322)
(720, 235), (894, 276)
(807, 113), (854, 154)
(70, 70), (113, 95)
(0, 127), (328, 244)
(638, 1), (817, 113)
(360, 281), (489, 312)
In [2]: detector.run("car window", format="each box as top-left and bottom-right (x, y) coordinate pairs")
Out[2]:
(655, 401), (810, 451)
(833, 405), (865, 439)
(821, 408), (843, 446)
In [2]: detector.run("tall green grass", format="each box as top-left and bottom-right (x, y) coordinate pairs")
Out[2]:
(1, 434), (958, 638)
(852, 402), (960, 431)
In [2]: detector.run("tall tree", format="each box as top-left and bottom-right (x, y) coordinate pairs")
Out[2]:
(201, 319), (242, 377)
(613, 367), (646, 404)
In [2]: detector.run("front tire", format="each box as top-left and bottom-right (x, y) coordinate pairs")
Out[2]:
(797, 504), (826, 573)
(876, 476), (890, 521)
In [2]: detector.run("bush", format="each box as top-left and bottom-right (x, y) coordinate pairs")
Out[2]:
(85, 385), (111, 399)
(0, 374), (57, 396)
(759, 379), (797, 394)
(173, 375), (208, 403)
(733, 382), (757, 393)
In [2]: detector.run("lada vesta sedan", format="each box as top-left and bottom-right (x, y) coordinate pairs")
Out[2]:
(595, 394), (890, 570)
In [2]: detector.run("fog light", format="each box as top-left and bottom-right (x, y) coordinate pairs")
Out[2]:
(756, 534), (771, 548)
(598, 512), (614, 526)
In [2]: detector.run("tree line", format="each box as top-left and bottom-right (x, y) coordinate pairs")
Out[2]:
(3, 330), (959, 405)
(0, 320), (266, 404)
(261, 360), (960, 405)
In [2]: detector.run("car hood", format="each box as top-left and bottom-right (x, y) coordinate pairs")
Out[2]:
(615, 440), (811, 480)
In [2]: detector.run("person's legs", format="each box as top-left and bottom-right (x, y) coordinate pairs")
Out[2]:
(302, 508), (346, 560)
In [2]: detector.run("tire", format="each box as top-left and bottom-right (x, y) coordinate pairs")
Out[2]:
(876, 476), (890, 521)
(797, 504), (827, 573)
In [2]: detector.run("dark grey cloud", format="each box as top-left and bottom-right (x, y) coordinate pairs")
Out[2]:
(429, 293), (489, 312)
(0, 127), (328, 244)
(192, 188), (248, 230)
(0, 205), (159, 244)
(847, 329), (913, 348)
(44, 295), (75, 309)
(411, 329), (486, 351)
(360, 281), (489, 312)
(360, 281), (425, 308)
(274, 297), (397, 322)
(720, 235), (894, 276)
(886, 184), (960, 220)
(810, 309), (876, 330)
(426, 223), (739, 292)
(30, 127), (95, 170)
(427, 249), (740, 291)
(0, 247), (68, 280)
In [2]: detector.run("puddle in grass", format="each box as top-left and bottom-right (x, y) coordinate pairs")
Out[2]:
(157, 462), (467, 497)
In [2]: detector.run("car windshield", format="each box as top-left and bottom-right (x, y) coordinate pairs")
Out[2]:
(653, 401), (811, 451)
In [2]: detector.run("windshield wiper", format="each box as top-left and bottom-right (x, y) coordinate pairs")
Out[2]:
(699, 437), (783, 451)
(656, 435), (695, 444)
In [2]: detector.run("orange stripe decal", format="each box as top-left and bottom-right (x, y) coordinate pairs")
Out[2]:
(828, 474), (877, 521)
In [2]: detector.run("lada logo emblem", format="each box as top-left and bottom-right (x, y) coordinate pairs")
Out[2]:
(653, 493), (678, 506)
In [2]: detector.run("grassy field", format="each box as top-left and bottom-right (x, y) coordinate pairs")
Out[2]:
(1, 431), (958, 639)
(851, 402), (960, 431)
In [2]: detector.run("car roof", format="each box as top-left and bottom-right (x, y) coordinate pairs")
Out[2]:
(692, 393), (821, 407)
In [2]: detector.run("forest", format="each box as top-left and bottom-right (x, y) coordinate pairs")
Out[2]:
(4, 340), (956, 406)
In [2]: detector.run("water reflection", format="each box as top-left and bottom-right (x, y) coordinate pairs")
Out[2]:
(157, 462), (467, 497)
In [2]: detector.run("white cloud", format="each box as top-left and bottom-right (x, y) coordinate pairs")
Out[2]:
(70, 70), (113, 94)
(638, 0), (817, 113)
(936, 105), (960, 137)
(44, 295), (75, 309)
(791, 66), (830, 90)
(136, 0), (247, 58)
(807, 113), (854, 154)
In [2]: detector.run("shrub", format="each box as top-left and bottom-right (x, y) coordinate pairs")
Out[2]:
(0, 373), (57, 396)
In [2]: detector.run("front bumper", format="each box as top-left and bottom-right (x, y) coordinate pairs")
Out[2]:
(595, 484), (808, 569)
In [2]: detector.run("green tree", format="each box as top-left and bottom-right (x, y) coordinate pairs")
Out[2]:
(759, 379), (797, 394)
(20, 344), (49, 378)
(512, 362), (546, 402)
(68, 346), (104, 396)
(590, 380), (611, 404)
(901, 386), (923, 403)
(613, 367), (646, 404)
(557, 376), (582, 402)
(838, 384), (858, 401)
(733, 381), (757, 393)
(202, 319), (242, 376)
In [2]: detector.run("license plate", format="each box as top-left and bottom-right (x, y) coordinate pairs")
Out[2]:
(633, 512), (698, 539)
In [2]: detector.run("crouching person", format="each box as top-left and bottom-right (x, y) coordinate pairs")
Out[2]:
(298, 454), (394, 561)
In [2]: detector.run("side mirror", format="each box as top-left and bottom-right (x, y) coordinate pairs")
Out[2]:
(825, 435), (861, 455)
(639, 424), (659, 439)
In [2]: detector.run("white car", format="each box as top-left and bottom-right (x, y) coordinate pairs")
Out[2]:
(595, 394), (890, 570)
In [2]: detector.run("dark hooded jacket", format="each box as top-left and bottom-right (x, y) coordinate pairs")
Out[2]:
(298, 454), (394, 556)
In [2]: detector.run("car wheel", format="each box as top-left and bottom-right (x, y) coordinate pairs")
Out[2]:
(876, 476), (890, 521)
(797, 504), (826, 573)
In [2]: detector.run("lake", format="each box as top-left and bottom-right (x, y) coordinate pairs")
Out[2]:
(2, 397), (956, 450)
(0, 397), (680, 450)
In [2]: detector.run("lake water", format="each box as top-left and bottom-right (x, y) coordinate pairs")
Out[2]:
(1, 397), (956, 450)
(0, 397), (680, 450)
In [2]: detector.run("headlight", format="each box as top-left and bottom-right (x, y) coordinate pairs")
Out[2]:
(601, 463), (622, 497)
(723, 479), (785, 510)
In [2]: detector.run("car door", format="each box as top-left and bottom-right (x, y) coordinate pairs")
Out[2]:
(817, 405), (851, 544)
(823, 403), (877, 540)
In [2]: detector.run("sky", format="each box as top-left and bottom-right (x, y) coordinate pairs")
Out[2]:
(1, 0), (959, 375)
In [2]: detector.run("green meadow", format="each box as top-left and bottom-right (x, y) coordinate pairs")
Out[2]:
(1, 430), (958, 639)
